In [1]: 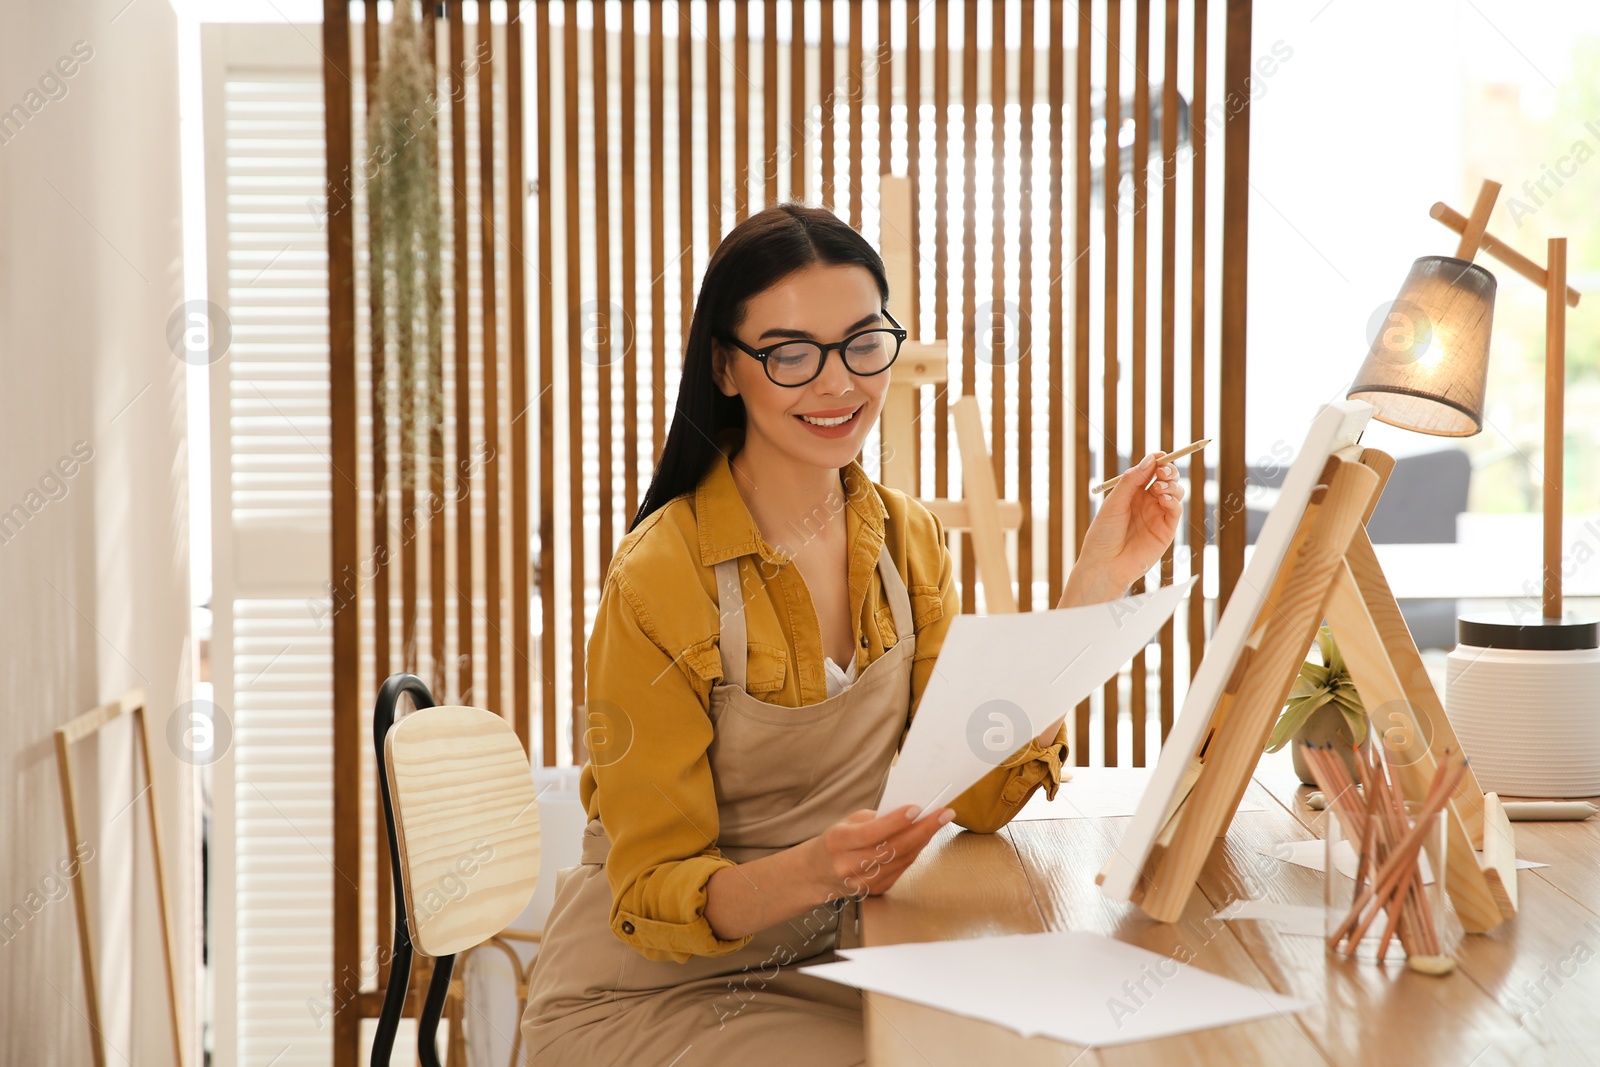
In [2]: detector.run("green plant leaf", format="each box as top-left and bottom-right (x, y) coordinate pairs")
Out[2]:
(1330, 687), (1365, 716)
(1265, 695), (1330, 753)
(1292, 663), (1330, 695)
(1343, 706), (1369, 747)
(1317, 625), (1346, 675)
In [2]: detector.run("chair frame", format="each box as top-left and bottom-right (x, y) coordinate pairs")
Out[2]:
(371, 672), (455, 1067)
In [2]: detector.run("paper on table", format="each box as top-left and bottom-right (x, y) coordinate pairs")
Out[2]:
(1011, 766), (1266, 821)
(800, 930), (1310, 1047)
(878, 578), (1195, 817)
(1211, 899), (1326, 937)
(1211, 898), (1427, 947)
(1261, 838), (1547, 884)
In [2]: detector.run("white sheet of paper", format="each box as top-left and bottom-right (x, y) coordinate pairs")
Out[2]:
(878, 578), (1195, 817)
(1211, 899), (1327, 937)
(1260, 838), (1547, 884)
(1011, 767), (1267, 821)
(1210, 899), (1421, 947)
(800, 930), (1310, 1047)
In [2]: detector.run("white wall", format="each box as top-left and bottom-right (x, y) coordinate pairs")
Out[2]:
(0, 1), (196, 1064)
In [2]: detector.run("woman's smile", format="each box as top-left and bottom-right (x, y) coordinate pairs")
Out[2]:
(794, 404), (865, 436)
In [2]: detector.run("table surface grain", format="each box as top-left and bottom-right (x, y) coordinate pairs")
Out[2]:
(858, 754), (1600, 1067)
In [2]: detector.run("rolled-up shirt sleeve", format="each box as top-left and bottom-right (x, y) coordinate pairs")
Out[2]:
(908, 512), (1071, 835)
(586, 569), (756, 963)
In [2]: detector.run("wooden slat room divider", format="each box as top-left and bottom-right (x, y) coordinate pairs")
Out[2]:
(321, 2), (1253, 1058)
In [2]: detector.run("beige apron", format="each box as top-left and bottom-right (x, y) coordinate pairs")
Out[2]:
(522, 544), (917, 1067)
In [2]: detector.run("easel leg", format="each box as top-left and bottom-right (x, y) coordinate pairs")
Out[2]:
(1326, 562), (1514, 932)
(1344, 528), (1487, 843)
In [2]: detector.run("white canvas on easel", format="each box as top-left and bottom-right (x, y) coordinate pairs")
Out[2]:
(1097, 401), (1371, 901)
(1096, 399), (1517, 933)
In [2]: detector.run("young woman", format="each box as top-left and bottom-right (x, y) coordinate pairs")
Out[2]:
(521, 203), (1184, 1066)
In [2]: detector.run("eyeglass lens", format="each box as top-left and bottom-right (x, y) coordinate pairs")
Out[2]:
(765, 330), (900, 385)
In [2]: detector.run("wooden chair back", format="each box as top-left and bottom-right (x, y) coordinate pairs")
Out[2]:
(383, 705), (542, 957)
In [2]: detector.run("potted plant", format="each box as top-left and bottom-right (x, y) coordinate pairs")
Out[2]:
(1265, 625), (1370, 785)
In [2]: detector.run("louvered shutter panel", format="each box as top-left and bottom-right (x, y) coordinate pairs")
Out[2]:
(203, 24), (337, 1066)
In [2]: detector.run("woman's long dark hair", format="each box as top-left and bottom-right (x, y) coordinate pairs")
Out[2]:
(629, 203), (892, 532)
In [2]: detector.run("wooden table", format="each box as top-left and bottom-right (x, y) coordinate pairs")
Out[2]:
(857, 754), (1600, 1067)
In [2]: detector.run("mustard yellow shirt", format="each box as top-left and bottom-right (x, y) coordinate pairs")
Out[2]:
(582, 427), (1070, 962)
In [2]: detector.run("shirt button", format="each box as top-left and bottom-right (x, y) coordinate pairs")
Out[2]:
(621, 920), (635, 935)
(860, 635), (868, 647)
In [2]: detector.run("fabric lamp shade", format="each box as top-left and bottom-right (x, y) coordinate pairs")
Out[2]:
(1348, 255), (1495, 436)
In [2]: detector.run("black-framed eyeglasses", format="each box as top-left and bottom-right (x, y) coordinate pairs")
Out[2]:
(721, 309), (908, 387)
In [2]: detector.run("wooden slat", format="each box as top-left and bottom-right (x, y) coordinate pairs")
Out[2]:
(593, 0), (614, 630)
(959, 0), (976, 616)
(734, 0), (750, 222)
(1130, 0), (1148, 766)
(988, 0), (1008, 614)
(389, 5), (422, 681)
(761, 0), (778, 206)
(1159, 0), (1178, 741)
(877, 0), (891, 182)
(679, 1), (694, 339)
(1217, 0), (1251, 615)
(820, 0), (835, 209)
(565, 0), (583, 712)
(908, 0), (921, 323)
(364, 0), (390, 712)
(1045, 0), (1062, 609)
(426, 0), (446, 705)
(322, 2), (360, 1063)
(906, 0), (923, 494)
(537, 0), (557, 761)
(1101, 0), (1120, 766)
(1188, 0), (1208, 684)
(1072, 0), (1090, 765)
(621, 1), (639, 527)
(847, 0), (863, 229)
(1016, 0), (1034, 613)
(396, 0), (417, 686)
(451, 0), (474, 710)
(706, 0), (722, 247)
(361, 0), (395, 995)
(650, 1), (665, 467)
(508, 0), (531, 750)
(847, 0), (866, 473)
(480, 0), (503, 717)
(791, 0), (805, 199)
(933, 0), (949, 503)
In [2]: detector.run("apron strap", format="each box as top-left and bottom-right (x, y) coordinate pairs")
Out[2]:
(875, 542), (915, 640)
(713, 541), (917, 690)
(713, 557), (748, 689)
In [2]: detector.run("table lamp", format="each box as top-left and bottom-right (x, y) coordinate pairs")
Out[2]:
(1348, 178), (1600, 798)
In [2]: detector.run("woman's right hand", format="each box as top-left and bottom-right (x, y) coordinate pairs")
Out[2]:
(811, 804), (955, 900)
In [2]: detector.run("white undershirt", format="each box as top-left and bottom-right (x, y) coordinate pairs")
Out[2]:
(822, 654), (859, 698)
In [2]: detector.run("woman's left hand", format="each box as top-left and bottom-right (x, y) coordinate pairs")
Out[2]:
(1070, 453), (1186, 601)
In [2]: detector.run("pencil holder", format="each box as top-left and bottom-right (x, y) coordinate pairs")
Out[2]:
(1323, 802), (1462, 971)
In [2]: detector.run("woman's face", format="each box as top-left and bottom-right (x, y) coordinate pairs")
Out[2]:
(712, 262), (892, 471)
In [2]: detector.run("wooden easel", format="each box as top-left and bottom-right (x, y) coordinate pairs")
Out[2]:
(1122, 445), (1518, 933)
(877, 175), (1023, 613)
(55, 690), (187, 1067)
